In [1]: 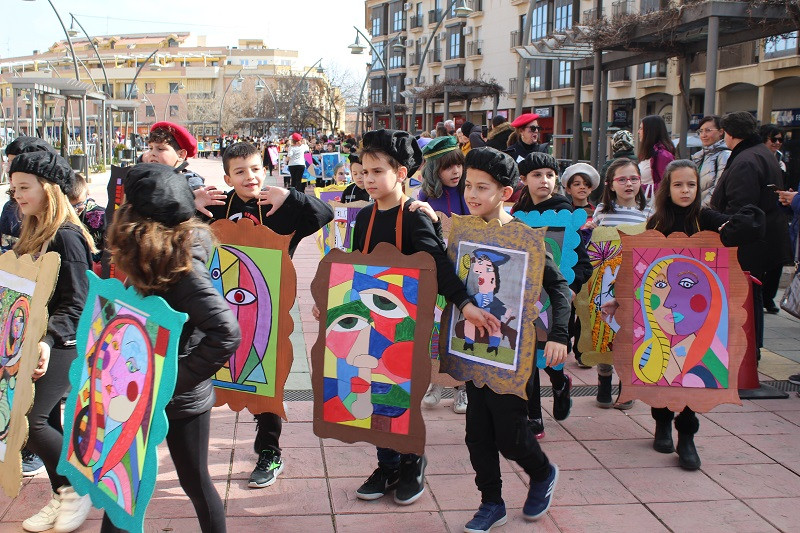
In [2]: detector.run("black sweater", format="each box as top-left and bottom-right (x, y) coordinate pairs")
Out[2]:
(352, 199), (471, 309)
(43, 223), (93, 349)
(341, 183), (371, 203)
(648, 205), (765, 246)
(200, 188), (334, 256)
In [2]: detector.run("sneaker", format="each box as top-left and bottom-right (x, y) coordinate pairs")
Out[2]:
(464, 501), (507, 533)
(394, 455), (427, 505)
(528, 418), (545, 440)
(22, 493), (61, 532)
(765, 301), (780, 314)
(22, 450), (46, 477)
(452, 387), (468, 414)
(789, 374), (800, 386)
(575, 353), (591, 369)
(552, 375), (572, 421)
(248, 450), (285, 488)
(53, 486), (92, 533)
(356, 466), (400, 501)
(522, 464), (559, 521)
(613, 400), (635, 410)
(422, 383), (443, 407)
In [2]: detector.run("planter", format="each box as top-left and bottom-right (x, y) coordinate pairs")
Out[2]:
(69, 154), (86, 171)
(122, 149), (135, 160)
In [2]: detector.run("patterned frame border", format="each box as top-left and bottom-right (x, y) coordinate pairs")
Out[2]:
(512, 208), (587, 284)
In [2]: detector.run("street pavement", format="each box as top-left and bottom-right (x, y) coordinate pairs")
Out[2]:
(2, 156), (800, 532)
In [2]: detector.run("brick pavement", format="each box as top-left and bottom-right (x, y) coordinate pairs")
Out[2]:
(1, 156), (800, 532)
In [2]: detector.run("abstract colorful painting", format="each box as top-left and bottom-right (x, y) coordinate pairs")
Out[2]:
(58, 272), (186, 532)
(314, 183), (347, 204)
(321, 152), (344, 180)
(208, 219), (296, 419)
(575, 224), (647, 367)
(613, 231), (748, 412)
(439, 216), (547, 399)
(0, 251), (59, 498)
(317, 201), (369, 257)
(101, 165), (131, 281)
(311, 244), (436, 454)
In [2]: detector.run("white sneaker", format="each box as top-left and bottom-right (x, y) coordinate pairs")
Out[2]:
(22, 492), (61, 532)
(452, 386), (468, 414)
(54, 486), (92, 533)
(422, 383), (443, 407)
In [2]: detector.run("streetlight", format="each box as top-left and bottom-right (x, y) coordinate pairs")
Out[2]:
(218, 68), (247, 135)
(349, 28), (406, 128)
(69, 13), (111, 96)
(286, 58), (324, 134)
(164, 82), (185, 121)
(409, 0), (471, 133)
(254, 75), (280, 130)
(22, 0), (80, 82)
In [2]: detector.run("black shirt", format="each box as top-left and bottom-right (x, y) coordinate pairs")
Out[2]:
(341, 183), (371, 203)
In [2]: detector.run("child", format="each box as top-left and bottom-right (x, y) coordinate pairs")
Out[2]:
(323, 129), (500, 506)
(143, 122), (205, 190)
(561, 163), (600, 218)
(103, 163), (241, 532)
(10, 151), (96, 533)
(591, 158), (653, 409)
(461, 147), (570, 531)
(68, 173), (106, 265)
(196, 142), (333, 489)
(332, 162), (348, 186)
(643, 159), (763, 470)
(341, 155), (371, 203)
(512, 152), (592, 437)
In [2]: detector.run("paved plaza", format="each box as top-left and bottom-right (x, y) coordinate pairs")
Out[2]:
(1, 158), (800, 532)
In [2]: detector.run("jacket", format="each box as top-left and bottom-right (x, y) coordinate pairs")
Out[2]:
(486, 122), (513, 152)
(506, 140), (549, 163)
(159, 230), (241, 419)
(692, 139), (730, 207)
(709, 136), (793, 274)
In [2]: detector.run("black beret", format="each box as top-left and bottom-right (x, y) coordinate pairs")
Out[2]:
(361, 129), (422, 176)
(461, 121), (475, 136)
(518, 152), (559, 176)
(9, 150), (75, 195)
(124, 163), (196, 226)
(5, 136), (57, 156)
(465, 147), (519, 187)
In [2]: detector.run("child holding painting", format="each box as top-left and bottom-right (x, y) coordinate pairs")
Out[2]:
(195, 142), (333, 489)
(103, 163), (241, 532)
(459, 146), (570, 532)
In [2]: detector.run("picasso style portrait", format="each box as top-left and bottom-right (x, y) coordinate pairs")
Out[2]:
(438, 216), (547, 399)
(613, 231), (747, 412)
(208, 219), (296, 418)
(58, 273), (186, 532)
(318, 201), (369, 256)
(0, 251), (59, 498)
(321, 152), (344, 180)
(311, 244), (436, 454)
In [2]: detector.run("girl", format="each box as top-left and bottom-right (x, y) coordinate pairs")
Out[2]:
(287, 133), (308, 191)
(341, 155), (371, 203)
(644, 159), (763, 470)
(102, 163), (241, 532)
(11, 151), (96, 533)
(561, 163), (600, 218)
(332, 162), (348, 186)
(637, 115), (676, 198)
(591, 158), (653, 409)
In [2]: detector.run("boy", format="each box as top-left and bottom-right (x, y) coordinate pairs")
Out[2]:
(460, 147), (570, 532)
(341, 155), (370, 203)
(143, 121), (206, 191)
(68, 172), (106, 265)
(196, 142), (333, 488)
(341, 129), (500, 506)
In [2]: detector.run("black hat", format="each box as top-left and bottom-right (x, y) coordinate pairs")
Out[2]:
(461, 121), (475, 136)
(465, 147), (519, 187)
(5, 136), (57, 156)
(9, 150), (75, 195)
(361, 129), (423, 175)
(124, 163), (195, 226)
(518, 152), (559, 176)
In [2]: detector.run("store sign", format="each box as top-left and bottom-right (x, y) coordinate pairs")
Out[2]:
(689, 114), (703, 131)
(772, 109), (800, 127)
(612, 108), (629, 127)
(534, 106), (553, 118)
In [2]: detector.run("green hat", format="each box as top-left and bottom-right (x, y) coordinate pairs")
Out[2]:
(421, 135), (458, 160)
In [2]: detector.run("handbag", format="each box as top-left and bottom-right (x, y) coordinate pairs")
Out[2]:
(780, 237), (800, 319)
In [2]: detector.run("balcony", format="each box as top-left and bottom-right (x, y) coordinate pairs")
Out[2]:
(582, 8), (604, 23)
(509, 77), (517, 95)
(410, 14), (424, 29)
(510, 30), (521, 49)
(466, 0), (483, 14)
(640, 0), (663, 15)
(428, 9), (442, 25)
(611, 0), (634, 17)
(409, 52), (420, 66)
(466, 40), (483, 58)
(430, 47), (442, 64)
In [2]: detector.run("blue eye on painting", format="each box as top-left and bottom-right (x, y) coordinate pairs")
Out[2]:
(654, 280), (667, 289)
(210, 268), (221, 280)
(332, 314), (369, 332)
(225, 287), (256, 306)
(359, 289), (408, 319)
(678, 277), (697, 289)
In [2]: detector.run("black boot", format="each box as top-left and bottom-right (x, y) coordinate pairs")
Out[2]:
(675, 408), (701, 470)
(464, 342), (474, 352)
(487, 346), (498, 355)
(596, 375), (613, 408)
(652, 408), (675, 453)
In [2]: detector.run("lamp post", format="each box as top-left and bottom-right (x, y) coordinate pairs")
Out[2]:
(218, 67), (246, 135)
(22, 0), (79, 82)
(254, 75), (280, 134)
(164, 81), (185, 121)
(409, 0), (472, 133)
(68, 13), (111, 95)
(125, 48), (161, 98)
(286, 58), (324, 134)
(349, 28), (406, 129)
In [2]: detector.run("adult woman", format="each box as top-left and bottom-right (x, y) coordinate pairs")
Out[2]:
(506, 113), (549, 162)
(637, 115), (676, 197)
(286, 133), (308, 192)
(691, 116), (730, 206)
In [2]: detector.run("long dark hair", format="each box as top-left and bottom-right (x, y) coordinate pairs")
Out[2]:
(637, 115), (676, 161)
(599, 158), (647, 213)
(647, 160), (702, 234)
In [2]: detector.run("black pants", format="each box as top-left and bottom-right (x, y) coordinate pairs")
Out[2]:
(466, 381), (551, 504)
(568, 304), (582, 358)
(26, 346), (76, 492)
(651, 406), (699, 435)
(526, 365), (567, 420)
(253, 412), (282, 454)
(288, 165), (305, 192)
(762, 265), (783, 307)
(101, 409), (225, 533)
(753, 280), (764, 358)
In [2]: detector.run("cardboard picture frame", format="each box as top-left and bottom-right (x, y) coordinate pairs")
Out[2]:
(317, 201), (370, 257)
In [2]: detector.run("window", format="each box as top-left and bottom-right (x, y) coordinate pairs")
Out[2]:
(370, 78), (384, 104)
(124, 83), (137, 97)
(389, 48), (405, 69)
(554, 0), (572, 31)
(527, 59), (549, 92)
(371, 7), (383, 36)
(448, 27), (463, 59)
(100, 84), (114, 97)
(392, 4), (405, 32)
(167, 38), (178, 47)
(145, 83), (155, 94)
(764, 31), (798, 59)
(640, 60), (667, 78)
(556, 60), (572, 88)
(169, 82), (180, 93)
(169, 105), (179, 117)
(371, 41), (385, 65)
(445, 65), (465, 81)
(145, 105), (155, 117)
(6, 108), (10, 118)
(5, 87), (9, 97)
(531, 2), (549, 41)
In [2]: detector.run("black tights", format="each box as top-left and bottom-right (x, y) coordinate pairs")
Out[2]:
(100, 409), (225, 533)
(526, 365), (568, 420)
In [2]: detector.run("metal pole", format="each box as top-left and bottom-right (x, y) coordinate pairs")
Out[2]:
(41, 0), (80, 81)
(515, 0), (537, 117)
(704, 15), (720, 116)
(287, 58), (323, 132)
(81, 95), (88, 176)
(599, 69), (609, 164)
(218, 67), (245, 135)
(572, 66), (581, 163)
(30, 90), (37, 137)
(352, 27), (397, 128)
(590, 50), (602, 169)
(70, 13), (110, 93)
(126, 48), (160, 98)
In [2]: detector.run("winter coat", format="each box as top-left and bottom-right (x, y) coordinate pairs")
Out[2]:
(692, 139), (730, 207)
(159, 229), (241, 419)
(506, 139), (549, 164)
(709, 136), (793, 275)
(486, 122), (513, 152)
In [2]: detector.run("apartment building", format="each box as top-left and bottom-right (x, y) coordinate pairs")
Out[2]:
(363, 0), (800, 159)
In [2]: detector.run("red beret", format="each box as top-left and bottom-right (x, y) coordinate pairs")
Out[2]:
(150, 121), (197, 158)
(510, 113), (540, 129)
(290, 132), (303, 142)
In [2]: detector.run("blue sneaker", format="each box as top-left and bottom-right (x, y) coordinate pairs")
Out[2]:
(464, 501), (507, 533)
(522, 463), (559, 521)
(22, 449), (45, 477)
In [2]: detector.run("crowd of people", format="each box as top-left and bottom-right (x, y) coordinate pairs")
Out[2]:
(0, 108), (797, 533)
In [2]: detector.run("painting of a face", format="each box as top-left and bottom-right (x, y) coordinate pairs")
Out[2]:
(323, 263), (418, 435)
(0, 282), (32, 460)
(101, 320), (149, 423)
(650, 265), (677, 336)
(472, 258), (496, 294)
(664, 260), (712, 336)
